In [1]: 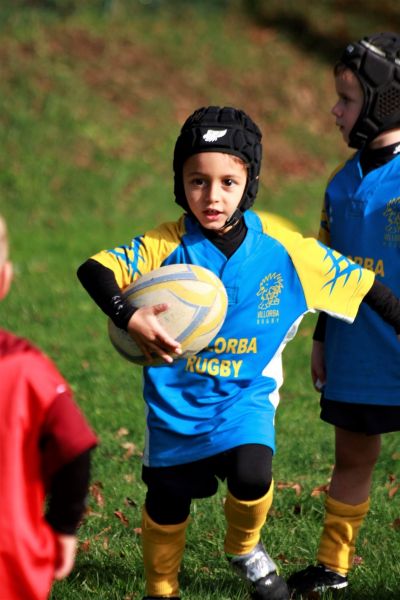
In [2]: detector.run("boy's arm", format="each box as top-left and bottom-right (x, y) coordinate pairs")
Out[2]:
(46, 451), (91, 580)
(77, 259), (137, 330)
(77, 259), (182, 363)
(363, 278), (400, 333)
(45, 449), (93, 534)
(53, 534), (77, 581)
(313, 279), (400, 342)
(311, 279), (400, 392)
(34, 367), (97, 580)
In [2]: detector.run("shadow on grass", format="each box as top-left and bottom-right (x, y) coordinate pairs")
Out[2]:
(178, 565), (249, 599)
(348, 588), (400, 600)
(242, 1), (400, 66)
(50, 555), (143, 599)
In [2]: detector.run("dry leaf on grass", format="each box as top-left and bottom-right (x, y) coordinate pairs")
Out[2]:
(391, 518), (400, 530)
(311, 483), (329, 497)
(90, 481), (105, 507)
(114, 510), (129, 526)
(276, 481), (302, 496)
(116, 427), (129, 438)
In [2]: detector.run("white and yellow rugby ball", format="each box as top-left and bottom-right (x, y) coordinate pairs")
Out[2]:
(108, 263), (228, 365)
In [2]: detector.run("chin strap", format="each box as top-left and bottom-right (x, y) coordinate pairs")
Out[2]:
(219, 208), (243, 232)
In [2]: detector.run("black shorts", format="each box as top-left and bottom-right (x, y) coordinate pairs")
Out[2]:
(142, 444), (273, 500)
(320, 395), (400, 435)
(142, 444), (273, 524)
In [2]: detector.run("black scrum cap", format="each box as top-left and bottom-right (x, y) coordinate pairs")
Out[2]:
(173, 106), (262, 218)
(340, 32), (400, 148)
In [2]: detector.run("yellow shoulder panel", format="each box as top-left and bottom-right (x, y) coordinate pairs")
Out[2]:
(262, 216), (374, 322)
(90, 216), (185, 290)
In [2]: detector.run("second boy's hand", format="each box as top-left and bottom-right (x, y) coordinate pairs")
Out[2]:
(127, 303), (182, 364)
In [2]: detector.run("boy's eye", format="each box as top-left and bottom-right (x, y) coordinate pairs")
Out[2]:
(224, 178), (234, 186)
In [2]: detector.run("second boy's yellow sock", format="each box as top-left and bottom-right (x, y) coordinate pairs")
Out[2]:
(317, 495), (370, 576)
(224, 482), (274, 556)
(142, 507), (189, 597)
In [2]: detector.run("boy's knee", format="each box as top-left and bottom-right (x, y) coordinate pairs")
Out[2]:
(229, 470), (272, 501)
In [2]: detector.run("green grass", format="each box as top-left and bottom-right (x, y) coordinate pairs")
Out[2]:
(2, 3), (400, 599)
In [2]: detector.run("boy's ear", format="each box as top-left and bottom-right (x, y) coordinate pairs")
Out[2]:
(0, 261), (13, 300)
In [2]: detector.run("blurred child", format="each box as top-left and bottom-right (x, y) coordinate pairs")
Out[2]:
(288, 32), (400, 597)
(0, 214), (97, 600)
(77, 105), (400, 600)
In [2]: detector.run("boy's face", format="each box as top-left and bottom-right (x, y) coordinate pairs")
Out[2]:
(182, 152), (247, 231)
(331, 68), (364, 144)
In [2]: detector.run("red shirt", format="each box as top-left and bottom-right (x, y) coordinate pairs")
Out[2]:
(0, 329), (97, 600)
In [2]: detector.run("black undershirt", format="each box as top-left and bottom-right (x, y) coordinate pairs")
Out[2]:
(201, 217), (247, 258)
(360, 141), (400, 175)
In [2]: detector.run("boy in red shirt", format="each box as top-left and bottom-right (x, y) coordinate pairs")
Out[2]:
(0, 214), (97, 600)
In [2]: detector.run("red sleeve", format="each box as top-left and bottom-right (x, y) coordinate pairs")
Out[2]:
(0, 329), (97, 483)
(41, 389), (98, 481)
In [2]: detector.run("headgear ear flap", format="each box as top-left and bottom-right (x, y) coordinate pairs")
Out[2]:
(173, 106), (262, 215)
(339, 32), (400, 148)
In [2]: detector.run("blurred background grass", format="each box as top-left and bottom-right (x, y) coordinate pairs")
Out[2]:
(1, 1), (400, 598)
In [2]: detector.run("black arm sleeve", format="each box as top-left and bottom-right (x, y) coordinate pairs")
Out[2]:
(313, 279), (400, 342)
(77, 259), (136, 330)
(364, 278), (400, 334)
(312, 312), (327, 342)
(45, 448), (93, 534)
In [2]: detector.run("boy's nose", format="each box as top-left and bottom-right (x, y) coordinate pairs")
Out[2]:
(331, 101), (341, 117)
(208, 182), (221, 203)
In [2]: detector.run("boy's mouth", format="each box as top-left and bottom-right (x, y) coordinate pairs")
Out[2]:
(204, 209), (221, 215)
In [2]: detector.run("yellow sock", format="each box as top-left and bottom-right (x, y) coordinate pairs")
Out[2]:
(224, 482), (274, 556)
(142, 507), (189, 597)
(317, 495), (370, 576)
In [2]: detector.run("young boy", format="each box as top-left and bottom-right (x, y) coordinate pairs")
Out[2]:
(0, 214), (97, 600)
(77, 105), (400, 600)
(288, 32), (400, 597)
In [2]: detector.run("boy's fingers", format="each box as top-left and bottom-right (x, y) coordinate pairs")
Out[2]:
(152, 302), (170, 315)
(146, 341), (175, 364)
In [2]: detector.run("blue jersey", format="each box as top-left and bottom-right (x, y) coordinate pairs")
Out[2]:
(320, 152), (400, 405)
(92, 210), (374, 466)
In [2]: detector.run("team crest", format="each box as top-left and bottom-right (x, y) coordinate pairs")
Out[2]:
(256, 272), (283, 324)
(383, 197), (400, 247)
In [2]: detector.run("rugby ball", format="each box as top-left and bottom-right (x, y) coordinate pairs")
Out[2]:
(108, 264), (228, 365)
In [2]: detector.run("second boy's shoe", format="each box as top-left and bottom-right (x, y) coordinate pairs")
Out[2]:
(287, 564), (348, 597)
(142, 597), (180, 599)
(228, 541), (289, 600)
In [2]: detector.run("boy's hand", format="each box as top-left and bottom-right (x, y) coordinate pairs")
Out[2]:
(127, 304), (182, 364)
(53, 533), (77, 580)
(311, 340), (326, 392)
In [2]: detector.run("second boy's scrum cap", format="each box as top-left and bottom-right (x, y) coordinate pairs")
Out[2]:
(173, 106), (262, 223)
(340, 32), (400, 148)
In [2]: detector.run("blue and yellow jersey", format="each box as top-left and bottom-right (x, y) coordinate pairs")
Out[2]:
(319, 152), (400, 405)
(91, 210), (374, 466)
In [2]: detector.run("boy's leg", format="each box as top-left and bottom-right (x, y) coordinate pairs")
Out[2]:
(288, 428), (380, 595)
(224, 444), (274, 555)
(224, 445), (289, 599)
(328, 427), (381, 505)
(141, 506), (189, 598)
(224, 482), (273, 556)
(141, 465), (193, 599)
(317, 428), (380, 574)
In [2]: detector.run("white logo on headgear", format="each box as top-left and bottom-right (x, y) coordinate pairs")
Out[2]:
(203, 129), (228, 142)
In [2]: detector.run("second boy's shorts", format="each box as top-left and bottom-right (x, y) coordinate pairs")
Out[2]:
(320, 395), (400, 435)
